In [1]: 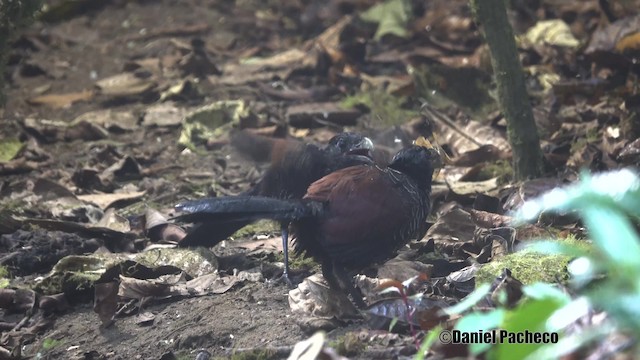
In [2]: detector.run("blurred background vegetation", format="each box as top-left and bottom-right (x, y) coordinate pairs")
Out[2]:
(0, 0), (42, 105)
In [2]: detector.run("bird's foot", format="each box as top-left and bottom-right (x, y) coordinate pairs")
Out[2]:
(266, 271), (295, 289)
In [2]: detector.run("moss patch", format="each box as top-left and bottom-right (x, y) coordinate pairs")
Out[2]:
(476, 236), (592, 285)
(328, 332), (366, 357)
(42, 338), (64, 351)
(272, 249), (319, 270)
(570, 126), (599, 154)
(231, 220), (279, 239)
(227, 348), (279, 360)
(478, 159), (513, 184)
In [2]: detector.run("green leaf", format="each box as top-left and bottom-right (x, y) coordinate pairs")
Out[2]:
(0, 138), (24, 162)
(524, 241), (589, 258)
(360, 0), (412, 40)
(494, 298), (564, 359)
(444, 283), (491, 315)
(581, 206), (640, 270)
(388, 317), (399, 332)
(514, 169), (640, 222)
(455, 309), (506, 333)
(525, 325), (611, 360)
(414, 325), (442, 360)
(545, 297), (590, 332)
(456, 309), (506, 355)
(521, 283), (571, 304)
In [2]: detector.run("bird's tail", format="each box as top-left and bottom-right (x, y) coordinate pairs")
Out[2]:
(230, 131), (294, 163)
(173, 196), (310, 247)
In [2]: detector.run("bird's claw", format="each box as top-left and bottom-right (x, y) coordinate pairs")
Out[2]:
(267, 271), (295, 289)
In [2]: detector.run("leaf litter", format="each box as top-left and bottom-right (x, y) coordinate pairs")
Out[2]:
(1, 0), (640, 358)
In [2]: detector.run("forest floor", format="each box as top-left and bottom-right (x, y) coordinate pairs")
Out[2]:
(1, 0), (638, 359)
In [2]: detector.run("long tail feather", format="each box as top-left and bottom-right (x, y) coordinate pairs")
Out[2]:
(174, 196), (309, 224)
(173, 196), (312, 247)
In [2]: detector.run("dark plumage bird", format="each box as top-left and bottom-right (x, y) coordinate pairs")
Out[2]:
(178, 132), (374, 282)
(240, 131), (375, 199)
(174, 142), (436, 307)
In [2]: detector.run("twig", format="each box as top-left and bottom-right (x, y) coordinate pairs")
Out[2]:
(420, 102), (484, 148)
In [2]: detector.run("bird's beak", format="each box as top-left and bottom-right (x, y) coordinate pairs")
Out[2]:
(347, 136), (374, 157)
(414, 135), (451, 168)
(413, 136), (433, 149)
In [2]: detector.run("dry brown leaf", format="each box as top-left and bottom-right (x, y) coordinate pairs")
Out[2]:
(27, 89), (93, 108)
(423, 207), (476, 256)
(95, 72), (156, 97)
(288, 274), (359, 319)
(118, 275), (173, 299)
(142, 103), (186, 127)
(94, 282), (119, 327)
(72, 109), (139, 132)
(95, 208), (131, 233)
(77, 190), (146, 209)
(446, 177), (499, 196)
(234, 237), (283, 252)
(470, 209), (512, 228)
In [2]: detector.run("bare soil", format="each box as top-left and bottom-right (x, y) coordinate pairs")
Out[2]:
(3, 1), (373, 359)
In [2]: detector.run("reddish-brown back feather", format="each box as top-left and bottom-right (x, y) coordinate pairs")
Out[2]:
(300, 164), (423, 267)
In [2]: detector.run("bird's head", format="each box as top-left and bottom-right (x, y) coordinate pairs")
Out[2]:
(326, 132), (374, 158)
(389, 137), (439, 189)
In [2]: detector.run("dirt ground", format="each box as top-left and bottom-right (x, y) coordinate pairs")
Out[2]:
(4, 0), (638, 359)
(40, 283), (302, 359)
(2, 1), (414, 359)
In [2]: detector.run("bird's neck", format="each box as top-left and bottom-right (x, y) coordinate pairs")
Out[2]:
(389, 167), (432, 193)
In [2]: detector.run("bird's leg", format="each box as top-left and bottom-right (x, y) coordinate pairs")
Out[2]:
(322, 261), (367, 309)
(269, 222), (294, 288)
(333, 262), (367, 309)
(321, 260), (341, 290)
(279, 223), (293, 287)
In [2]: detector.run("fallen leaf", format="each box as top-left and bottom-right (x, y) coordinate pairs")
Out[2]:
(27, 89), (93, 108)
(77, 190), (146, 209)
(0, 138), (24, 162)
(95, 72), (156, 97)
(94, 282), (119, 327)
(522, 20), (579, 48)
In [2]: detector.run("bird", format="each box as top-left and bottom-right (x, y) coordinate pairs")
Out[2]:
(174, 139), (436, 307)
(177, 132), (375, 283)
(240, 131), (375, 199)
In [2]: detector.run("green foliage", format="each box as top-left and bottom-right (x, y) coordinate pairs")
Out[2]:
(478, 160), (513, 183)
(0, 0), (41, 29)
(569, 126), (599, 154)
(418, 169), (640, 359)
(476, 236), (592, 285)
(231, 219), (279, 239)
(228, 349), (278, 360)
(42, 338), (63, 350)
(0, 266), (9, 288)
(0, 138), (25, 162)
(516, 169), (640, 336)
(442, 282), (569, 359)
(414, 326), (442, 360)
(360, 0), (412, 40)
(328, 332), (366, 357)
(273, 248), (318, 269)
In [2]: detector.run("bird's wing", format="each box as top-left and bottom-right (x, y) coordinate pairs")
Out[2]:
(303, 165), (417, 265)
(230, 130), (303, 164)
